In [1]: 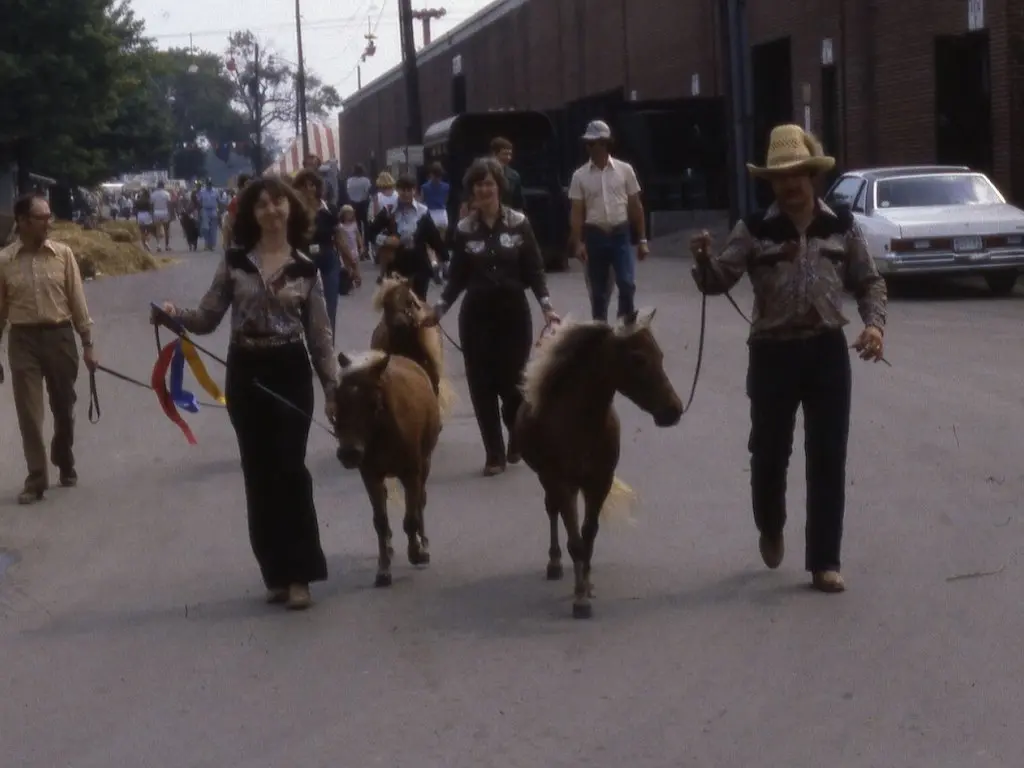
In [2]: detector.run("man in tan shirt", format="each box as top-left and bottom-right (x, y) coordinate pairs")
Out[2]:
(0, 194), (98, 504)
(568, 120), (649, 322)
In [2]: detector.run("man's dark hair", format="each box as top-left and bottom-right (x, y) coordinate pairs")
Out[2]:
(395, 173), (418, 191)
(237, 174), (252, 189)
(232, 176), (312, 252)
(353, 163), (366, 176)
(292, 168), (324, 199)
(490, 136), (513, 153)
(13, 193), (47, 220)
(429, 162), (444, 177)
(463, 157), (509, 196)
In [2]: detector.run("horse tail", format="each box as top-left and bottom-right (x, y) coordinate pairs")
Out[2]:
(437, 377), (457, 420)
(385, 477), (404, 511)
(599, 476), (638, 526)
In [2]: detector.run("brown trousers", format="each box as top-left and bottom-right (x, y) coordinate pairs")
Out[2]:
(8, 324), (79, 491)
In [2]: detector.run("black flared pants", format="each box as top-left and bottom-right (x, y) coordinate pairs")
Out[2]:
(458, 288), (533, 463)
(226, 342), (328, 588)
(746, 329), (852, 572)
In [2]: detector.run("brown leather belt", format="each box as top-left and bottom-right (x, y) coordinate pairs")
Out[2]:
(11, 320), (72, 331)
(585, 223), (629, 235)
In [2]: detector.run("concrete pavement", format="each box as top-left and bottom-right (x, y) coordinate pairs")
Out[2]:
(1, 234), (1022, 767)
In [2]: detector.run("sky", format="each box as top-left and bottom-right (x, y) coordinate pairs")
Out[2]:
(135, 0), (493, 108)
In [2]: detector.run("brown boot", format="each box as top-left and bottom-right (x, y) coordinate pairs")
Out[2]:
(811, 571), (846, 593)
(286, 583), (312, 610)
(758, 533), (784, 569)
(17, 488), (44, 505)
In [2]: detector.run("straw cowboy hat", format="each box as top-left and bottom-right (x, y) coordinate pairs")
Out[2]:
(746, 124), (835, 178)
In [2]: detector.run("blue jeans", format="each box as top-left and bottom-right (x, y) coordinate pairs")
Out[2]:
(584, 226), (635, 322)
(314, 248), (340, 338)
(200, 210), (218, 250)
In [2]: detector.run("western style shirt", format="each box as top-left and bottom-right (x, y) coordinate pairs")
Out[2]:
(692, 200), (888, 341)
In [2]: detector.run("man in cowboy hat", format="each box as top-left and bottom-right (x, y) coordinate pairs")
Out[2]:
(568, 119), (649, 322)
(689, 124), (888, 594)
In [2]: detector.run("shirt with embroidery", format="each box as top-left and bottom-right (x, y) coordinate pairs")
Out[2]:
(0, 239), (94, 341)
(436, 207), (551, 315)
(692, 200), (887, 341)
(175, 249), (338, 395)
(369, 200), (446, 273)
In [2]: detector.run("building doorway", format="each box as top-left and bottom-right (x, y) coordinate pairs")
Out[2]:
(820, 63), (841, 186)
(935, 31), (993, 174)
(751, 37), (793, 207)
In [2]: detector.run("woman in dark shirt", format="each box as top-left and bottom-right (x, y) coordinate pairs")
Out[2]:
(153, 177), (338, 611)
(368, 173), (447, 301)
(425, 157), (561, 476)
(293, 168), (348, 336)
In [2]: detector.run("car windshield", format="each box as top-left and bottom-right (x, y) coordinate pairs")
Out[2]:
(875, 174), (1003, 208)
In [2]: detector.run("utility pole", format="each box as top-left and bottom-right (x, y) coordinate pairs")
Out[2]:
(398, 0), (424, 146)
(295, 0), (310, 159)
(411, 6), (446, 47)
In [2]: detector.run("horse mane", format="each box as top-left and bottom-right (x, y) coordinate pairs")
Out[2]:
(521, 319), (614, 410)
(339, 350), (389, 381)
(372, 275), (409, 311)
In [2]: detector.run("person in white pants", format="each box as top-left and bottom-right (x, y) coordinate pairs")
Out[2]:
(150, 180), (172, 252)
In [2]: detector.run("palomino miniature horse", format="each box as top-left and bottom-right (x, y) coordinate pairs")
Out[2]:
(370, 276), (443, 395)
(333, 351), (441, 587)
(515, 309), (684, 618)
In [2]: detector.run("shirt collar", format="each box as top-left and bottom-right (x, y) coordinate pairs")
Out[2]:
(588, 156), (617, 172)
(764, 198), (837, 221)
(11, 238), (59, 256)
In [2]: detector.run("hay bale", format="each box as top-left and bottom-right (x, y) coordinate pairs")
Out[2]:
(48, 223), (158, 277)
(98, 220), (142, 243)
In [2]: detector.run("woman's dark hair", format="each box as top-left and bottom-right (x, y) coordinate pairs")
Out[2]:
(395, 173), (418, 191)
(429, 162), (444, 177)
(353, 163), (366, 175)
(232, 175), (312, 252)
(490, 136), (513, 153)
(13, 193), (46, 220)
(236, 173), (252, 189)
(292, 168), (324, 199)
(463, 157), (508, 196)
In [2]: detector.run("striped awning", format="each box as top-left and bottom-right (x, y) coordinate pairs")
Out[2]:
(264, 121), (339, 176)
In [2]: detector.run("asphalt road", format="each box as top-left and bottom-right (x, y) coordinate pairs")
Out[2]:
(2, 232), (1022, 767)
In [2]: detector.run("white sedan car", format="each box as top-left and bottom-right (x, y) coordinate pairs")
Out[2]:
(824, 166), (1024, 295)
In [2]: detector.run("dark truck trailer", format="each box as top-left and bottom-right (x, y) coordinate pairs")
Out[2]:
(423, 110), (570, 271)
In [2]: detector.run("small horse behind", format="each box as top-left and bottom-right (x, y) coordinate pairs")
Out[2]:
(514, 309), (683, 618)
(334, 350), (441, 587)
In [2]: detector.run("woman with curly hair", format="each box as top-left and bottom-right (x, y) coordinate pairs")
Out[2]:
(152, 176), (338, 611)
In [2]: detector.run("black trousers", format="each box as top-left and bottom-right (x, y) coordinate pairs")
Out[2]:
(746, 328), (851, 572)
(225, 342), (328, 588)
(459, 288), (533, 462)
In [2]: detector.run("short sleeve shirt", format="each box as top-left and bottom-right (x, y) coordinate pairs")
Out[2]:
(568, 157), (641, 228)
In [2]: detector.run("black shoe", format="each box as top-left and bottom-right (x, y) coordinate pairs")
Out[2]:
(59, 469), (78, 488)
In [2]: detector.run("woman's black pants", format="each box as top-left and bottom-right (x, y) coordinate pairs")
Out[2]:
(458, 288), (533, 463)
(746, 329), (851, 572)
(226, 341), (328, 588)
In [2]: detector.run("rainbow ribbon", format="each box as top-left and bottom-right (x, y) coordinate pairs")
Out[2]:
(152, 339), (228, 444)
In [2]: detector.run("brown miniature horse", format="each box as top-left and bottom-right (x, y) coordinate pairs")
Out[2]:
(334, 350), (442, 587)
(514, 309), (684, 619)
(370, 276), (443, 395)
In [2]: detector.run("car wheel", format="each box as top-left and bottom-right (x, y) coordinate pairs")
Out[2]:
(984, 270), (1018, 296)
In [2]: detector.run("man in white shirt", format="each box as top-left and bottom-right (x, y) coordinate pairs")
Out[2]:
(150, 180), (173, 252)
(568, 120), (649, 322)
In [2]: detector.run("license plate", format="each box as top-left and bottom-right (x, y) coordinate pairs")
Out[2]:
(953, 236), (983, 253)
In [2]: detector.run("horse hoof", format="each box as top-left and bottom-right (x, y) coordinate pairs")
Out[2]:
(374, 572), (393, 588)
(546, 563), (563, 580)
(572, 602), (593, 619)
(409, 550), (430, 566)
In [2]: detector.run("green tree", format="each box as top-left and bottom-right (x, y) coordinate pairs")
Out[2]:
(0, 0), (149, 188)
(302, 73), (342, 122)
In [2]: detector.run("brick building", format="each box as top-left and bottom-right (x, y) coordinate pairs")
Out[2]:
(340, 0), (1024, 207)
